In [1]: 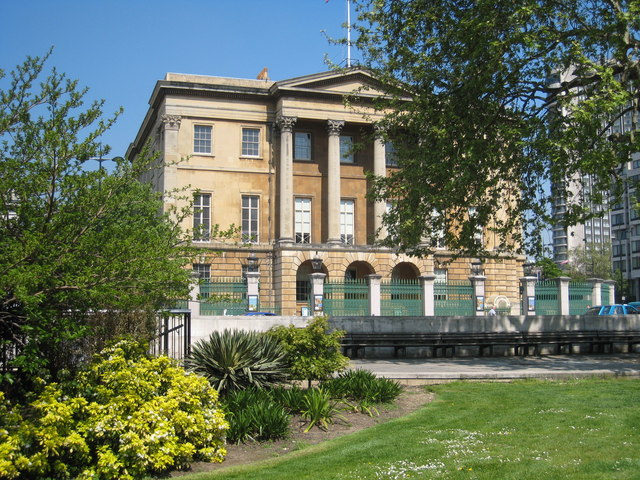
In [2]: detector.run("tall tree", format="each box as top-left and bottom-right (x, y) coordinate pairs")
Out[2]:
(351, 0), (640, 257)
(0, 52), (195, 386)
(566, 244), (613, 280)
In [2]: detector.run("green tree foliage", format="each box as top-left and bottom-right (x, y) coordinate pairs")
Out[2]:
(268, 316), (349, 388)
(0, 340), (228, 480)
(0, 52), (195, 388)
(185, 329), (291, 395)
(535, 257), (564, 280)
(565, 244), (613, 280)
(351, 0), (640, 257)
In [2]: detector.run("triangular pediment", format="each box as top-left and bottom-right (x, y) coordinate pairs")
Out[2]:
(273, 69), (387, 97)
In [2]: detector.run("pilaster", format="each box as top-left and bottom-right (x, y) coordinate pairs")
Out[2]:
(276, 115), (297, 243)
(470, 275), (487, 316)
(368, 274), (382, 316)
(420, 275), (436, 316)
(519, 276), (537, 316)
(160, 114), (181, 200)
(588, 278), (603, 308)
(246, 272), (260, 311)
(557, 276), (571, 315)
(310, 272), (327, 315)
(327, 120), (344, 244)
(373, 137), (387, 240)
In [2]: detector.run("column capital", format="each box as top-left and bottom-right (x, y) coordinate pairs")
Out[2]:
(373, 123), (387, 138)
(327, 119), (345, 136)
(160, 114), (181, 130)
(276, 115), (297, 133)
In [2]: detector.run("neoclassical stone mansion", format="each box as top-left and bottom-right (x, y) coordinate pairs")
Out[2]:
(127, 68), (524, 315)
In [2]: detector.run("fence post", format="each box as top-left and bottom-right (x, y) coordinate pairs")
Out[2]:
(246, 271), (260, 311)
(603, 280), (616, 304)
(310, 272), (326, 315)
(556, 276), (571, 315)
(588, 278), (603, 307)
(520, 276), (537, 316)
(368, 274), (382, 316)
(188, 271), (200, 317)
(469, 274), (487, 316)
(420, 275), (436, 316)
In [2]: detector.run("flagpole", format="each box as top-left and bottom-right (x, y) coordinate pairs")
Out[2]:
(347, 0), (351, 67)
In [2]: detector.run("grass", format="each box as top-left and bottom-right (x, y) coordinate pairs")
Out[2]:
(180, 377), (640, 479)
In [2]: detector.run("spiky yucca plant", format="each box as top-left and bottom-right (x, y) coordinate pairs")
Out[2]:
(185, 329), (290, 394)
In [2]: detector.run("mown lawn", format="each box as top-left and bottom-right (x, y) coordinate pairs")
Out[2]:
(182, 377), (640, 479)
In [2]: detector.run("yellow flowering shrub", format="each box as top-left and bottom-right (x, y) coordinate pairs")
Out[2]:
(0, 340), (228, 479)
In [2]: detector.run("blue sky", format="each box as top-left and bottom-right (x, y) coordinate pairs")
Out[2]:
(0, 0), (356, 159)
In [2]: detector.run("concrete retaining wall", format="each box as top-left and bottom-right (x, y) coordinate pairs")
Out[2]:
(190, 314), (640, 345)
(191, 315), (309, 344)
(328, 315), (640, 334)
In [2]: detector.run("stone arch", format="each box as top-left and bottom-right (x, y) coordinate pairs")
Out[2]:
(342, 251), (380, 273)
(391, 262), (420, 280)
(295, 261), (323, 303)
(344, 261), (375, 280)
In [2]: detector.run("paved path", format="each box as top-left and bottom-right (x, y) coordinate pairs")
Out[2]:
(350, 354), (640, 383)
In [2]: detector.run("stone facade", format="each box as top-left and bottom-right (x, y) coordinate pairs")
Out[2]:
(128, 69), (525, 315)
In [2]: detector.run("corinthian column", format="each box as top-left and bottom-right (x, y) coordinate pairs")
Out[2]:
(327, 120), (344, 243)
(277, 115), (297, 242)
(373, 137), (387, 240)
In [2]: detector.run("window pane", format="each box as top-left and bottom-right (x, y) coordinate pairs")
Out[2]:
(295, 197), (311, 243)
(193, 263), (211, 279)
(385, 142), (398, 166)
(241, 195), (259, 242)
(194, 125), (212, 154)
(340, 136), (354, 163)
(294, 132), (312, 160)
(340, 199), (354, 244)
(193, 193), (211, 241)
(242, 128), (260, 157)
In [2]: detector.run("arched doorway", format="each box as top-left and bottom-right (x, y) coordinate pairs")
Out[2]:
(296, 261), (327, 304)
(344, 261), (375, 280)
(391, 262), (420, 280)
(385, 262), (421, 316)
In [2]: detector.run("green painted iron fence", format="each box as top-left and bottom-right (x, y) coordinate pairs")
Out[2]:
(381, 279), (423, 316)
(434, 280), (473, 316)
(535, 280), (559, 315)
(569, 281), (592, 315)
(324, 278), (369, 316)
(199, 278), (247, 315)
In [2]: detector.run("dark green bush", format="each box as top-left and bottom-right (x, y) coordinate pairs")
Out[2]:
(300, 388), (345, 432)
(321, 369), (403, 404)
(223, 388), (290, 444)
(269, 385), (307, 414)
(185, 329), (290, 394)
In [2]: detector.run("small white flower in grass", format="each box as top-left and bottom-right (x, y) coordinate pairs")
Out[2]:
(538, 408), (566, 414)
(374, 460), (445, 479)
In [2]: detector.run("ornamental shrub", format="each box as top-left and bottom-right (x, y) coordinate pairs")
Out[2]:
(321, 368), (403, 404)
(185, 329), (290, 394)
(268, 316), (349, 387)
(0, 340), (228, 480)
(223, 388), (290, 444)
